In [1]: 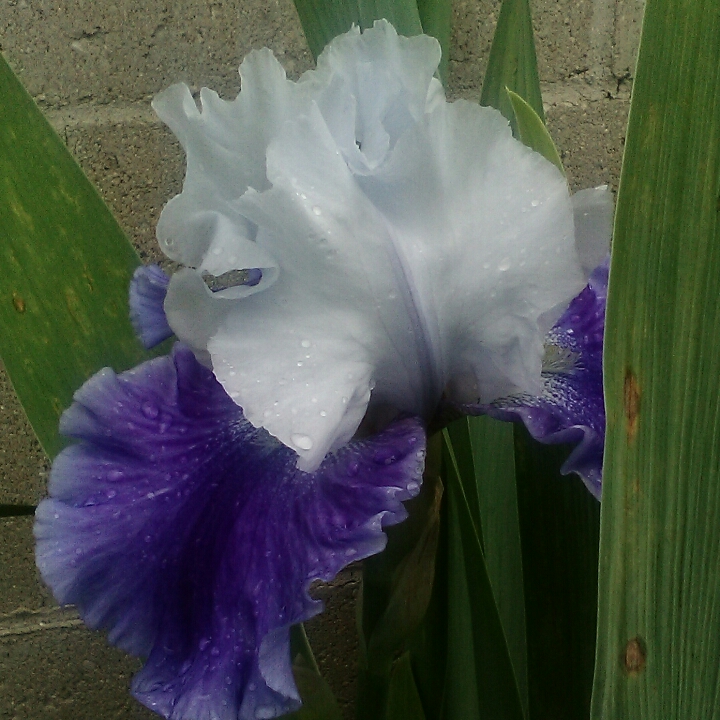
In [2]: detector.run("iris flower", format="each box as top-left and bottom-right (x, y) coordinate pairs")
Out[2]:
(34, 21), (610, 720)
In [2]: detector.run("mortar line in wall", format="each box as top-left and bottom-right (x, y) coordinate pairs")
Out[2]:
(0, 606), (82, 638)
(43, 102), (160, 135)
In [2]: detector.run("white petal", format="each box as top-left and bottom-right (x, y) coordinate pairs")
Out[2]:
(152, 51), (315, 266)
(208, 104), (436, 469)
(311, 20), (442, 174)
(357, 99), (584, 401)
(154, 21), (592, 466)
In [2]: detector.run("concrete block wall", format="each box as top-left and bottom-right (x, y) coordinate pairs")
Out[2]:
(0, 0), (642, 717)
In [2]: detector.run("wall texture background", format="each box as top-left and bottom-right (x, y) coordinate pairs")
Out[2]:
(0, 0), (641, 717)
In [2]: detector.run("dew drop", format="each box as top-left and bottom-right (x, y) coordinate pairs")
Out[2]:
(531, 199), (540, 207)
(291, 433), (313, 451)
(319, 410), (327, 417)
(301, 339), (311, 348)
(300, 193), (307, 200)
(407, 481), (420, 494)
(312, 205), (322, 216)
(212, 246), (222, 256)
(142, 402), (159, 419)
(498, 257), (511, 272)
(297, 361), (303, 367)
(198, 637), (211, 651)
(255, 706), (275, 720)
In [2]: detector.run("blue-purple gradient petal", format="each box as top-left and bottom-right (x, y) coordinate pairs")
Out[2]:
(129, 264), (174, 349)
(35, 345), (425, 720)
(467, 259), (607, 499)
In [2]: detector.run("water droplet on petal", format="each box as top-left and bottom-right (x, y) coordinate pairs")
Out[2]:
(255, 706), (275, 720)
(212, 247), (222, 256)
(198, 637), (211, 651)
(142, 402), (159, 419)
(301, 339), (311, 348)
(291, 433), (313, 451)
(498, 257), (511, 272)
(531, 199), (540, 207)
(407, 481), (420, 494)
(312, 205), (322, 216)
(319, 410), (327, 417)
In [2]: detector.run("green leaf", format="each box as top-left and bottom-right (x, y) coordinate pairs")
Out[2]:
(592, 0), (720, 716)
(385, 652), (427, 720)
(365, 478), (442, 674)
(287, 665), (344, 720)
(357, 444), (443, 720)
(513, 429), (600, 720)
(506, 89), (564, 174)
(287, 625), (343, 720)
(465, 417), (529, 719)
(358, 0), (423, 36)
(441, 431), (525, 720)
(415, 0), (453, 84)
(292, 0), (361, 60)
(480, 0), (543, 134)
(0, 55), (149, 459)
(293, 0), (435, 61)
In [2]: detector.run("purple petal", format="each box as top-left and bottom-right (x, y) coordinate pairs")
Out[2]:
(35, 345), (425, 720)
(129, 265), (174, 349)
(467, 259), (608, 499)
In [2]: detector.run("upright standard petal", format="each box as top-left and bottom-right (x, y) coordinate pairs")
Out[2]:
(154, 21), (596, 470)
(467, 260), (608, 499)
(35, 345), (425, 720)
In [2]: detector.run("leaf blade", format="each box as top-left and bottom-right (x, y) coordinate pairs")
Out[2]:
(0, 55), (149, 459)
(592, 0), (720, 715)
(506, 89), (564, 173)
(480, 0), (543, 133)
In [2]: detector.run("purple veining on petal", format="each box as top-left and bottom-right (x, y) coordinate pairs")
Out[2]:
(129, 265), (174, 349)
(466, 258), (608, 499)
(35, 345), (425, 720)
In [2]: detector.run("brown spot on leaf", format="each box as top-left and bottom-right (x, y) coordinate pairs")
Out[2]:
(623, 368), (640, 442)
(12, 292), (26, 313)
(623, 636), (647, 675)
